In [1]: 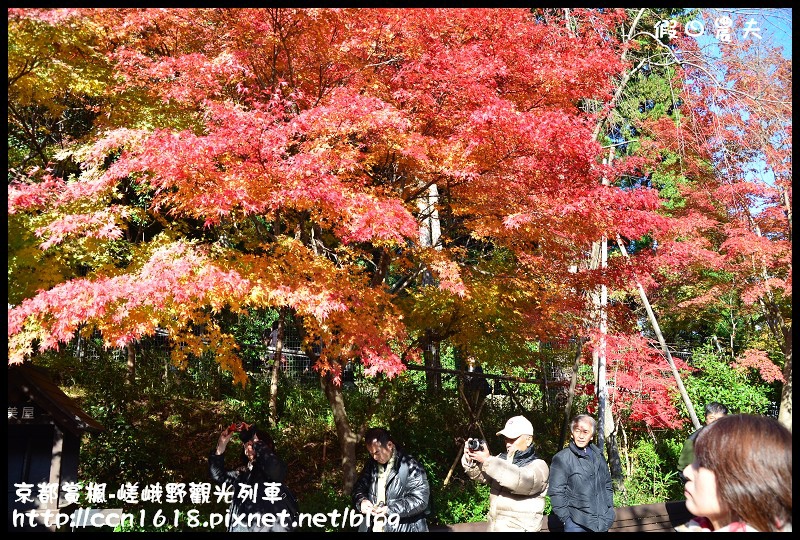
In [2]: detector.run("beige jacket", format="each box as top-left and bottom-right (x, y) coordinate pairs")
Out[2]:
(464, 447), (550, 532)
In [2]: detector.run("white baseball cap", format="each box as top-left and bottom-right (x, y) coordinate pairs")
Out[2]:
(496, 415), (533, 438)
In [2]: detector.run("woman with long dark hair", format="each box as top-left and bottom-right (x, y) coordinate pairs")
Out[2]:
(209, 423), (299, 532)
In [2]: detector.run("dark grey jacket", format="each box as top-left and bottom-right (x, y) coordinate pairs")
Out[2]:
(352, 448), (430, 532)
(548, 442), (615, 532)
(209, 446), (298, 532)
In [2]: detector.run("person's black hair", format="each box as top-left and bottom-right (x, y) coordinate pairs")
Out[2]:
(240, 425), (274, 446)
(238, 425), (276, 464)
(705, 402), (729, 415)
(363, 427), (393, 448)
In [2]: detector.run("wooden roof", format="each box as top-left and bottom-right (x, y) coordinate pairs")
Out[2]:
(8, 363), (104, 436)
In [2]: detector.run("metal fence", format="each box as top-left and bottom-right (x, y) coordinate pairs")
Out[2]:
(68, 327), (354, 383)
(67, 331), (708, 391)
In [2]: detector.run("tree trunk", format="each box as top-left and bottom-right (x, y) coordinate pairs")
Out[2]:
(587, 229), (610, 453)
(422, 331), (442, 394)
(751, 224), (792, 431)
(606, 431), (624, 483)
(418, 182), (442, 393)
(778, 348), (792, 431)
(126, 341), (136, 386)
(559, 339), (584, 449)
(320, 372), (361, 494)
(268, 311), (286, 427)
(596, 234), (610, 453)
(775, 312), (792, 430)
(417, 182), (441, 251)
(579, 6), (648, 468)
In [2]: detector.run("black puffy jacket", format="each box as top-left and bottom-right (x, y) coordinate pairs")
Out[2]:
(352, 448), (430, 532)
(209, 446), (298, 532)
(548, 441), (615, 532)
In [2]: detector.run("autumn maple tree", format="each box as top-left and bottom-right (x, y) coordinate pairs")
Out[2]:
(638, 11), (792, 427)
(8, 8), (789, 488)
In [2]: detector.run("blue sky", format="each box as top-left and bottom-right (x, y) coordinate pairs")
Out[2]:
(689, 8), (792, 59)
(671, 9), (791, 193)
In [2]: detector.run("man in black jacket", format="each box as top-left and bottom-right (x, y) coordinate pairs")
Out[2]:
(548, 414), (615, 532)
(352, 427), (430, 532)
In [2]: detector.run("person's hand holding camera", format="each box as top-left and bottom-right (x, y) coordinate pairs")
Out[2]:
(216, 422), (254, 456)
(371, 501), (388, 516)
(463, 438), (491, 465)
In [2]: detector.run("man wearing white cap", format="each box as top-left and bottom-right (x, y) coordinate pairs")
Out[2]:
(461, 415), (550, 531)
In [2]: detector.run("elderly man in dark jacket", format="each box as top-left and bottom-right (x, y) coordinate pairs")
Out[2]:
(548, 414), (615, 532)
(352, 427), (430, 532)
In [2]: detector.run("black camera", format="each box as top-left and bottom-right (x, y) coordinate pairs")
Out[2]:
(467, 438), (486, 452)
(252, 439), (274, 457)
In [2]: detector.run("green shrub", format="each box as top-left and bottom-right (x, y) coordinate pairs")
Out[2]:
(681, 342), (777, 416)
(430, 480), (490, 524)
(615, 438), (683, 506)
